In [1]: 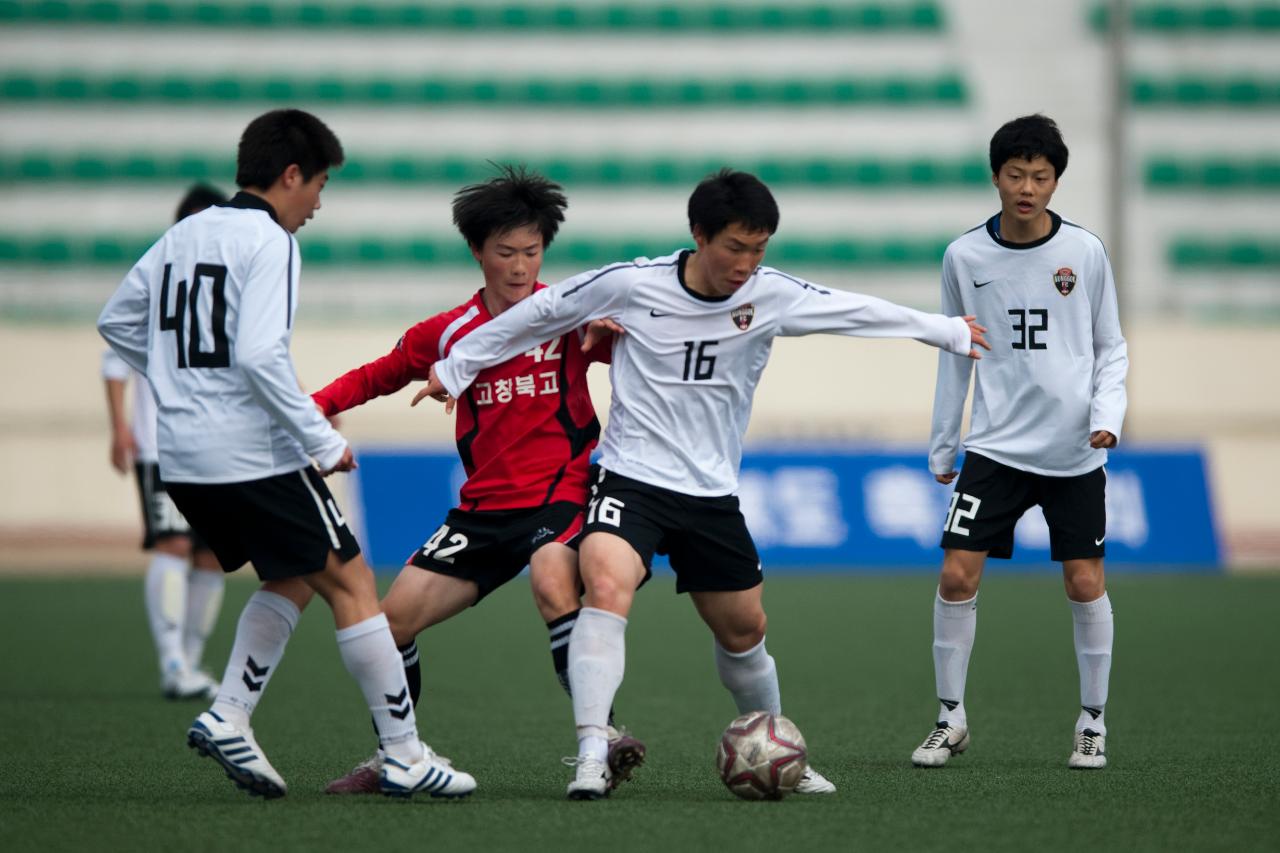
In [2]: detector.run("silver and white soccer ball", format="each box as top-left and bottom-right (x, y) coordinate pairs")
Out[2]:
(715, 711), (808, 800)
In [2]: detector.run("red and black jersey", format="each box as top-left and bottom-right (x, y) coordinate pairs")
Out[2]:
(313, 285), (608, 511)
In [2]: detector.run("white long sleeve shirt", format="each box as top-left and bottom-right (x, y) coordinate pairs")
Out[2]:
(101, 348), (159, 462)
(436, 249), (972, 496)
(929, 212), (1129, 477)
(97, 193), (346, 483)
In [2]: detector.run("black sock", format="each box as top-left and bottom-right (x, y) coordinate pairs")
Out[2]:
(398, 640), (421, 708)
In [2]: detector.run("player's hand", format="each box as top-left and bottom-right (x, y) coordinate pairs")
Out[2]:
(321, 445), (357, 477)
(963, 316), (990, 360)
(582, 317), (626, 352)
(935, 472), (958, 485)
(109, 431), (136, 474)
(1089, 430), (1117, 449)
(411, 365), (456, 415)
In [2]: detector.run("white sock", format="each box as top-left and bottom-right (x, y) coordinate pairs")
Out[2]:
(568, 607), (627, 763)
(210, 590), (299, 728)
(1070, 592), (1113, 735)
(144, 552), (189, 676)
(183, 568), (225, 671)
(336, 613), (422, 764)
(715, 638), (781, 715)
(933, 590), (977, 728)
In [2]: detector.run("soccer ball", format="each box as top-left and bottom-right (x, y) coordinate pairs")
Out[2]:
(715, 711), (807, 800)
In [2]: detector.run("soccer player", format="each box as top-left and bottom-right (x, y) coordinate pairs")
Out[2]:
(103, 183), (228, 701)
(416, 169), (990, 798)
(909, 114), (1127, 771)
(97, 109), (473, 800)
(314, 165), (644, 794)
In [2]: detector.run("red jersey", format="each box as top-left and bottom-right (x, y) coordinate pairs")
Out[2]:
(313, 286), (608, 511)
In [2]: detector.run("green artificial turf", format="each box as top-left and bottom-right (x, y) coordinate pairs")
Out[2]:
(1, 572), (1276, 852)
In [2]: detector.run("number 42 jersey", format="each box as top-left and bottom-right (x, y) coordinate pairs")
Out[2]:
(98, 193), (346, 483)
(929, 211), (1129, 478)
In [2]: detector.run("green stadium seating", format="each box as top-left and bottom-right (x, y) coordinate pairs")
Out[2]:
(1130, 75), (1280, 106)
(0, 233), (953, 268)
(1145, 156), (1280, 189)
(1170, 238), (1280, 268)
(1091, 3), (1280, 33)
(0, 152), (991, 188)
(0, 72), (968, 107)
(0, 1), (945, 31)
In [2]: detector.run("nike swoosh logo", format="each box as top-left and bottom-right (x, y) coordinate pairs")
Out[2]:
(1095, 537), (1105, 546)
(973, 280), (995, 288)
(649, 309), (672, 317)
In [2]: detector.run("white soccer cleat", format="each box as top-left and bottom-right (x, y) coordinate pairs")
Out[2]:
(380, 742), (475, 799)
(605, 724), (646, 790)
(1068, 728), (1107, 769)
(794, 765), (837, 794)
(911, 721), (970, 767)
(187, 710), (286, 798)
(163, 663), (219, 701)
(564, 755), (611, 800)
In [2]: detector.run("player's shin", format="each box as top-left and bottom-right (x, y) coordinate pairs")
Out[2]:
(211, 590), (300, 727)
(933, 590), (977, 726)
(145, 552), (190, 674)
(714, 638), (781, 715)
(1070, 592), (1113, 733)
(183, 568), (225, 671)
(567, 607), (626, 762)
(337, 613), (422, 764)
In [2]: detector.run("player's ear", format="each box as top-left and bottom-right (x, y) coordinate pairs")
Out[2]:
(691, 225), (708, 249)
(280, 163), (303, 190)
(469, 243), (483, 266)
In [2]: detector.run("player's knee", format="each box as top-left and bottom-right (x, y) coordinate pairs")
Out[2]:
(1064, 562), (1105, 602)
(717, 610), (767, 652)
(530, 570), (578, 620)
(939, 555), (981, 598)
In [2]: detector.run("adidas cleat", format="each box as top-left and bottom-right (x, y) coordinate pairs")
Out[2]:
(187, 710), (286, 799)
(794, 765), (837, 794)
(605, 725), (646, 791)
(1068, 728), (1107, 769)
(564, 755), (611, 800)
(380, 742), (475, 799)
(911, 721), (970, 767)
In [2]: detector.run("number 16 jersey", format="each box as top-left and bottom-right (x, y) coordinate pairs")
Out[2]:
(98, 193), (346, 483)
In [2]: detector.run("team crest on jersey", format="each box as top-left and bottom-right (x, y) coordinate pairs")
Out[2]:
(731, 304), (755, 331)
(1053, 267), (1077, 296)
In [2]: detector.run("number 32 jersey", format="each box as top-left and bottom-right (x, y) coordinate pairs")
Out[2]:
(435, 249), (973, 497)
(98, 193), (346, 483)
(929, 211), (1129, 478)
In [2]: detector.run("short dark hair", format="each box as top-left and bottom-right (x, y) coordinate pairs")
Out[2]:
(235, 109), (344, 190)
(989, 114), (1068, 178)
(174, 183), (227, 222)
(452, 164), (568, 250)
(687, 169), (779, 241)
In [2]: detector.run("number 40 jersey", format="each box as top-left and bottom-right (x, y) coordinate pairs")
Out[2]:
(929, 211), (1129, 479)
(98, 193), (346, 484)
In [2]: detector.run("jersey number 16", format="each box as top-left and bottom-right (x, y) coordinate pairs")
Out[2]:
(159, 262), (231, 369)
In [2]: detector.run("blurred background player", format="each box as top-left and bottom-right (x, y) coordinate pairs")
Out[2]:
(420, 169), (989, 798)
(99, 109), (473, 800)
(315, 165), (643, 794)
(101, 183), (228, 700)
(911, 114), (1127, 771)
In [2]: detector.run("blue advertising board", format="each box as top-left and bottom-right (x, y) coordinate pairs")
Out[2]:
(350, 446), (1220, 572)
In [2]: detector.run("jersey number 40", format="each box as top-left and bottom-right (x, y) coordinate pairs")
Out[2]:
(158, 262), (230, 369)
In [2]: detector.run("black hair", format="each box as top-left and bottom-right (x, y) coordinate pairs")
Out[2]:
(989, 114), (1068, 178)
(235, 109), (344, 190)
(687, 168), (779, 241)
(174, 183), (227, 222)
(451, 164), (567, 250)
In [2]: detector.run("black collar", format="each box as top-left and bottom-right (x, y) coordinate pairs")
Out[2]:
(676, 249), (733, 303)
(986, 210), (1061, 250)
(220, 191), (280, 223)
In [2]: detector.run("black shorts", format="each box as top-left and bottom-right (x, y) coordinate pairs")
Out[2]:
(167, 467), (360, 581)
(940, 452), (1107, 562)
(134, 461), (209, 551)
(581, 466), (762, 595)
(407, 501), (584, 603)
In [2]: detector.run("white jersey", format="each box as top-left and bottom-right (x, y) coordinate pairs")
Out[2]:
(929, 212), (1128, 478)
(435, 249), (972, 497)
(100, 348), (159, 462)
(97, 193), (346, 483)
